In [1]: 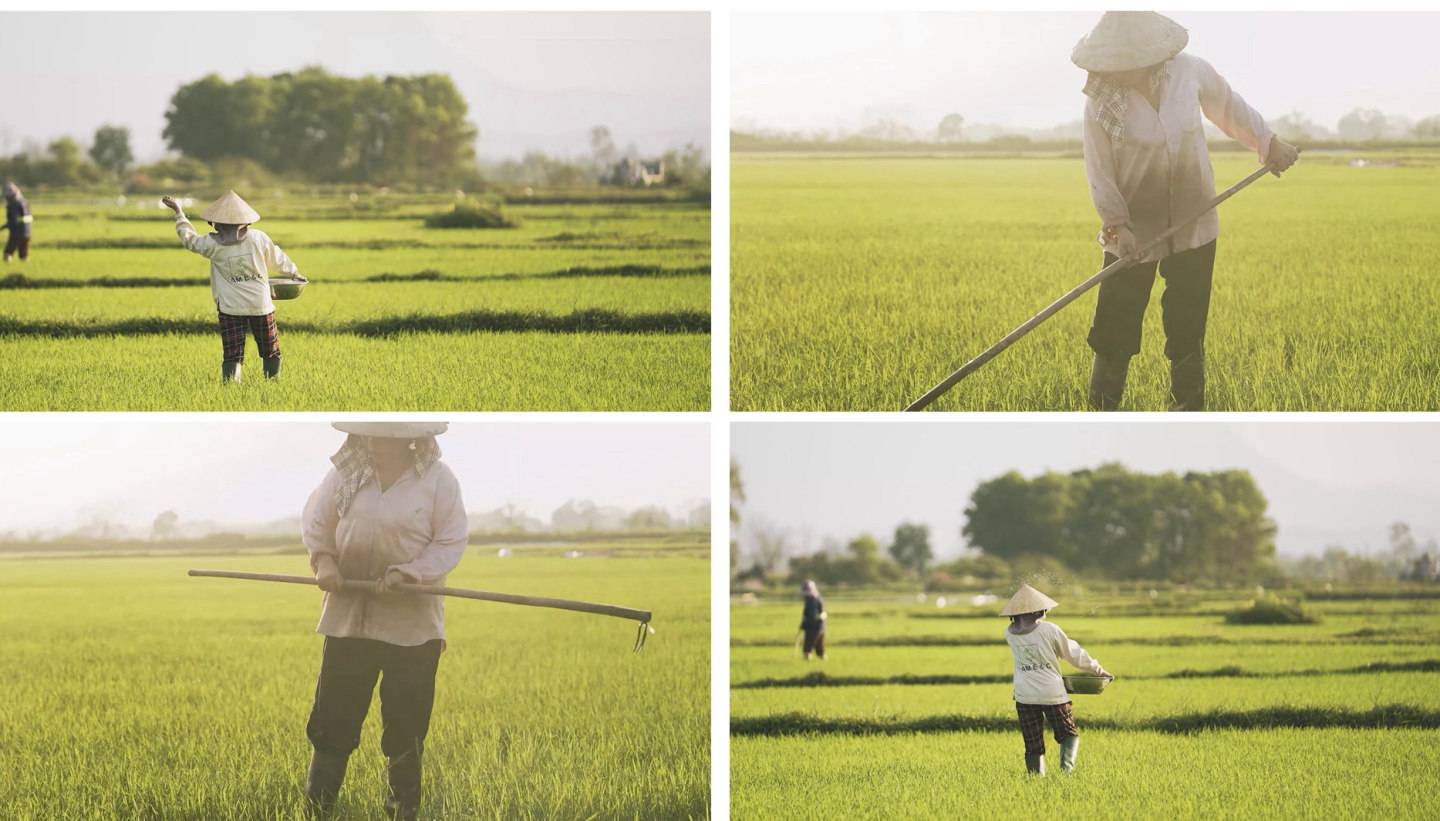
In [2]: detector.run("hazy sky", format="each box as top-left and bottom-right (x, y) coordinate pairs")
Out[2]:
(732, 11), (1440, 134)
(0, 420), (710, 533)
(732, 421), (1440, 560)
(0, 11), (710, 162)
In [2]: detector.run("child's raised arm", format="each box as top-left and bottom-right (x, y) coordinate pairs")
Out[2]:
(162, 196), (219, 259)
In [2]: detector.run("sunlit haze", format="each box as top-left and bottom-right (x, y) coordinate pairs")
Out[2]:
(733, 11), (1440, 137)
(1, 11), (710, 162)
(0, 421), (710, 534)
(732, 421), (1440, 560)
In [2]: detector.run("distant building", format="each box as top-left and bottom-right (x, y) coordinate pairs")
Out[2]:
(611, 158), (665, 187)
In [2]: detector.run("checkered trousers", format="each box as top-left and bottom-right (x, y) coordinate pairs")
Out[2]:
(1015, 701), (1078, 756)
(218, 311), (280, 363)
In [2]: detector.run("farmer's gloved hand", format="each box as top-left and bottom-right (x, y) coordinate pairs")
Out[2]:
(1267, 139), (1300, 176)
(381, 568), (411, 591)
(314, 554), (344, 593)
(1101, 224), (1139, 259)
(160, 196), (183, 215)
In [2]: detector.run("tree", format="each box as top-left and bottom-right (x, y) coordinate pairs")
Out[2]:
(151, 511), (179, 541)
(889, 522), (933, 575)
(590, 125), (617, 171)
(1271, 110), (1329, 141)
(750, 519), (790, 577)
(46, 137), (86, 186)
(624, 506), (673, 530)
(938, 114), (965, 142)
(1415, 116), (1440, 139)
(89, 125), (133, 178)
(1336, 108), (1389, 140)
(730, 460), (746, 574)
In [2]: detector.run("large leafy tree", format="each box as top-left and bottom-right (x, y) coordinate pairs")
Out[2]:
(89, 125), (134, 178)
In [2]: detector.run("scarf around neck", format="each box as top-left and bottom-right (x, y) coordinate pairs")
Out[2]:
(331, 433), (442, 517)
(1083, 61), (1170, 143)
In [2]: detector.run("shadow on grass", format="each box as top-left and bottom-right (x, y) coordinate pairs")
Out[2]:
(731, 705), (1440, 737)
(0, 310), (711, 337)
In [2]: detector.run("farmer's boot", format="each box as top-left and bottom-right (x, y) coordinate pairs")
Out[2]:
(1025, 754), (1045, 776)
(222, 361), (242, 383)
(1059, 736), (1079, 773)
(1088, 354), (1129, 411)
(384, 751), (422, 821)
(304, 748), (349, 819)
(262, 356), (281, 379)
(1168, 353), (1205, 412)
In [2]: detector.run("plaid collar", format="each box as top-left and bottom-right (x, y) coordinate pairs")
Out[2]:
(331, 434), (442, 517)
(1083, 62), (1170, 143)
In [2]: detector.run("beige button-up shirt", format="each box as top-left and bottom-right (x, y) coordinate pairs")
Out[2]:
(175, 214), (298, 316)
(302, 461), (469, 647)
(1083, 53), (1274, 263)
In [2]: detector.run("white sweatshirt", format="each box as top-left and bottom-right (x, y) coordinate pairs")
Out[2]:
(302, 461), (469, 647)
(174, 213), (298, 316)
(1083, 53), (1275, 263)
(1005, 619), (1107, 705)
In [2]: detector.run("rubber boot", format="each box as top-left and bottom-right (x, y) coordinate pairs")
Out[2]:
(1024, 754), (1045, 776)
(1168, 353), (1205, 412)
(1087, 354), (1128, 411)
(304, 748), (350, 819)
(384, 751), (422, 821)
(262, 356), (281, 379)
(1059, 735), (1079, 773)
(222, 361), (242, 383)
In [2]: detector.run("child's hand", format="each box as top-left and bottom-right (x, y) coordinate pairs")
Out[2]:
(160, 196), (181, 214)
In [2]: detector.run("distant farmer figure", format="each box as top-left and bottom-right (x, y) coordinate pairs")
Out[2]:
(799, 579), (827, 660)
(3, 182), (32, 262)
(161, 191), (304, 383)
(1074, 11), (1299, 411)
(301, 421), (467, 820)
(1001, 584), (1112, 776)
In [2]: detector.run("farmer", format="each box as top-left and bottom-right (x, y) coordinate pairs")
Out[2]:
(1001, 584), (1112, 776)
(3, 182), (32, 262)
(160, 190), (304, 383)
(1075, 11), (1300, 411)
(799, 579), (827, 660)
(301, 421), (468, 821)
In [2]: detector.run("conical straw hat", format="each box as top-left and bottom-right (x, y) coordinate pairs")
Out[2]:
(199, 190), (261, 224)
(1071, 11), (1188, 73)
(332, 422), (449, 438)
(999, 584), (1060, 616)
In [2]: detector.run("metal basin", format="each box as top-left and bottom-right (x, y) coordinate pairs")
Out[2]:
(1062, 675), (1110, 695)
(270, 278), (308, 300)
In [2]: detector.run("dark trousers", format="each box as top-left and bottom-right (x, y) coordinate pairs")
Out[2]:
(218, 311), (280, 363)
(803, 628), (825, 657)
(1016, 701), (1078, 756)
(1087, 240), (1217, 362)
(306, 637), (444, 762)
(3, 233), (28, 260)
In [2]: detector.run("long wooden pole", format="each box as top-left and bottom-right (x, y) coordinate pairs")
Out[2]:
(188, 569), (652, 623)
(903, 162), (1279, 412)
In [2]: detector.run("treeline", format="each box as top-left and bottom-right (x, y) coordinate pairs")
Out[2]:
(161, 68), (479, 186)
(962, 464), (1276, 585)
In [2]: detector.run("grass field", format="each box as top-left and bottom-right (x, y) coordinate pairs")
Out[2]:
(0, 551), (709, 820)
(730, 151), (1440, 411)
(0, 193), (710, 410)
(729, 592), (1440, 820)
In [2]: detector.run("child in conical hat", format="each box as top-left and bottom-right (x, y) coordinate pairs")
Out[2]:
(1001, 584), (1112, 776)
(161, 191), (305, 383)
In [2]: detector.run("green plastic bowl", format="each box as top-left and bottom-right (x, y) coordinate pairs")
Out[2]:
(1063, 675), (1110, 695)
(270, 278), (307, 300)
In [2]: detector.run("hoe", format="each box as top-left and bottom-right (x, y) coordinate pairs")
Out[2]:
(904, 157), (1295, 412)
(189, 569), (655, 652)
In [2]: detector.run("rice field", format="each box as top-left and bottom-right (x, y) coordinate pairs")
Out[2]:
(730, 151), (1440, 411)
(0, 550), (710, 820)
(729, 592), (1440, 820)
(0, 193), (710, 410)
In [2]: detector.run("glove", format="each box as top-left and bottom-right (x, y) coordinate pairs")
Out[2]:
(314, 554), (344, 593)
(1100, 224), (1139, 259)
(1267, 139), (1300, 177)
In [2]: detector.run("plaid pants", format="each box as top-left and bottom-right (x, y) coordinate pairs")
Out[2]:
(1016, 701), (1078, 756)
(218, 311), (280, 363)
